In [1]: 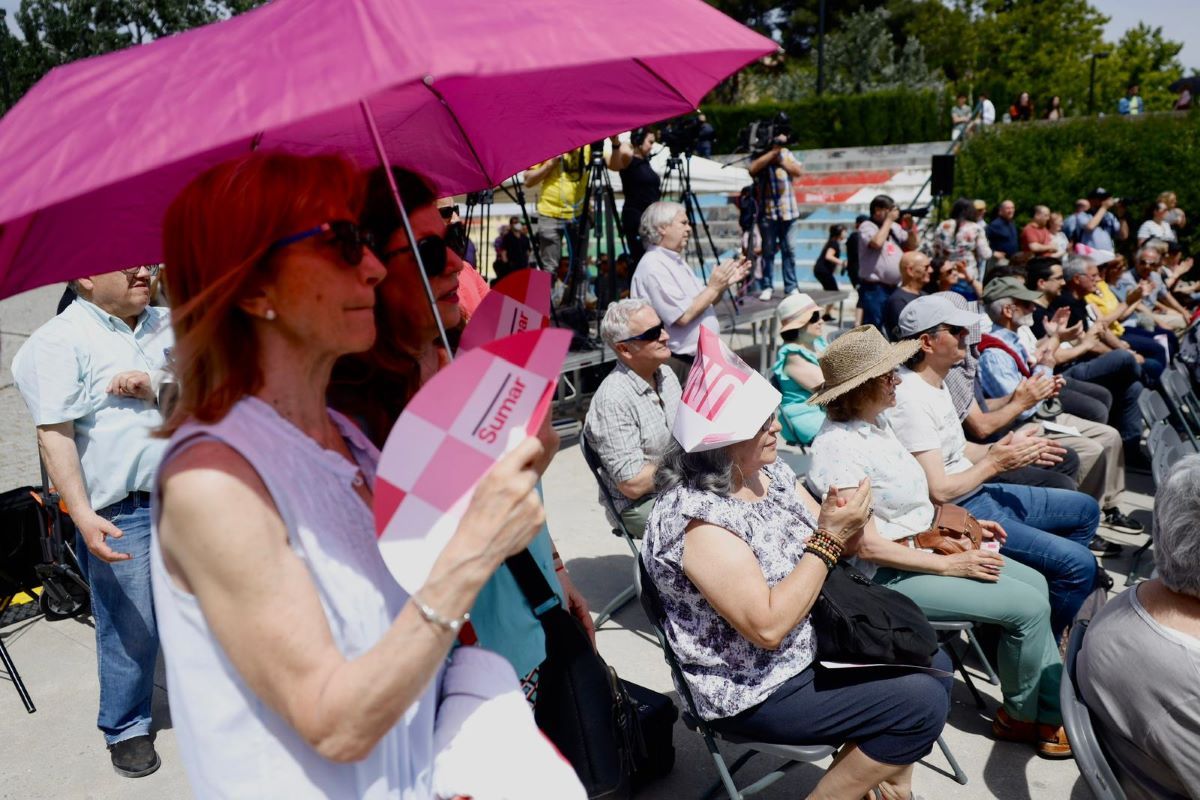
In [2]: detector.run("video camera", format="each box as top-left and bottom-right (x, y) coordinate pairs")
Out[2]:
(741, 112), (792, 156)
(660, 114), (703, 155)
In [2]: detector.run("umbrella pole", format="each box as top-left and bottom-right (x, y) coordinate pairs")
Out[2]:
(359, 99), (455, 359)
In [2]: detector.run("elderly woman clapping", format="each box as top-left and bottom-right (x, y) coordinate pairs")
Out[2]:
(1079, 455), (1200, 798)
(806, 325), (1071, 759)
(153, 152), (567, 798)
(643, 330), (951, 800)
(631, 200), (750, 364)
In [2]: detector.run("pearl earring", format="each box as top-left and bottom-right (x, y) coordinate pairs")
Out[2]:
(264, 309), (277, 321)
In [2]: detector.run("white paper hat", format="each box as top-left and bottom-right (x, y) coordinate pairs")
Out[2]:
(673, 327), (782, 453)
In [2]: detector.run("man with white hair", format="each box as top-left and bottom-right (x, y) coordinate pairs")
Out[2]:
(630, 200), (749, 364)
(1079, 455), (1200, 799)
(583, 299), (681, 537)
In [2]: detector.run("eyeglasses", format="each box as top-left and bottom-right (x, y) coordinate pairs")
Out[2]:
(438, 205), (460, 221)
(269, 220), (378, 267)
(119, 264), (161, 282)
(874, 369), (901, 385)
(619, 323), (664, 344)
(1137, 259), (1161, 266)
(382, 234), (456, 278)
(938, 324), (967, 337)
(760, 414), (776, 433)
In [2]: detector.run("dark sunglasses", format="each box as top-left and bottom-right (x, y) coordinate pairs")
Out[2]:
(619, 323), (664, 344)
(1137, 258), (1161, 266)
(938, 324), (967, 337)
(269, 220), (378, 266)
(382, 234), (455, 278)
(439, 205), (460, 221)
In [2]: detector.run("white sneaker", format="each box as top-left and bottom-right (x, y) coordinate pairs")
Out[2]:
(789, 288), (801, 296)
(757, 289), (773, 301)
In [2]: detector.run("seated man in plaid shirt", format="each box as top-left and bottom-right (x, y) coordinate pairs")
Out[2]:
(583, 299), (681, 537)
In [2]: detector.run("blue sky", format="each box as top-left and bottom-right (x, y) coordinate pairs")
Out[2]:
(2, 0), (1198, 71)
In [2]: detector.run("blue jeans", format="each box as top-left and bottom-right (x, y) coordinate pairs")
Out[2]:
(758, 217), (796, 294)
(1061, 350), (1144, 444)
(78, 495), (158, 745)
(858, 282), (895, 331)
(961, 484), (1099, 639)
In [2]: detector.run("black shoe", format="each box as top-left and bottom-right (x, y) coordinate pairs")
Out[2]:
(1088, 535), (1125, 557)
(109, 735), (161, 778)
(1102, 507), (1144, 535)
(822, 313), (837, 322)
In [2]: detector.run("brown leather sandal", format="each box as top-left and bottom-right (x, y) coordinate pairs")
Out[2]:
(1036, 725), (1073, 759)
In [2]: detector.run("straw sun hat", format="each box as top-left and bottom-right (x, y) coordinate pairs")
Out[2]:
(806, 325), (920, 406)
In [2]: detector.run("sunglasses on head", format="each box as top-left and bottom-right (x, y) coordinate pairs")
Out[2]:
(439, 205), (460, 221)
(619, 323), (664, 344)
(382, 234), (456, 278)
(269, 220), (378, 267)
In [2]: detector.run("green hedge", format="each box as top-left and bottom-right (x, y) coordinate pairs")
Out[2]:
(703, 90), (949, 152)
(954, 111), (1200, 252)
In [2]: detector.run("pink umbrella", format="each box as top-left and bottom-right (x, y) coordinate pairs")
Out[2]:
(0, 0), (773, 301)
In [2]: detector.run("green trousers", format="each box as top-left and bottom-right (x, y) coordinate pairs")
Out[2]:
(874, 558), (1063, 726)
(618, 495), (656, 539)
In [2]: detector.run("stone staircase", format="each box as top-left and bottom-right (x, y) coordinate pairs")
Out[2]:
(696, 140), (952, 287)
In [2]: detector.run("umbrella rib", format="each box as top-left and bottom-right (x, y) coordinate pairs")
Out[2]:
(421, 81), (494, 189)
(633, 58), (693, 109)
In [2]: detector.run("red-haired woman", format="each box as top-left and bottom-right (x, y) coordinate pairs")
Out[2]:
(152, 152), (550, 797)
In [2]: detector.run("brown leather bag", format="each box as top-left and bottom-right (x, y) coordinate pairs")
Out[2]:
(913, 503), (984, 555)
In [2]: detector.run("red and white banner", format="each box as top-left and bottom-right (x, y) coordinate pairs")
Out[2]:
(673, 327), (781, 453)
(458, 269), (551, 353)
(373, 327), (571, 591)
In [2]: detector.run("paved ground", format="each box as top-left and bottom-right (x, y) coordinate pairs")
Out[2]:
(0, 284), (1148, 799)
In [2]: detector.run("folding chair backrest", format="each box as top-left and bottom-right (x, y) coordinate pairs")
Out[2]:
(579, 435), (637, 545)
(1162, 370), (1200, 437)
(1061, 621), (1127, 800)
(1137, 389), (1171, 429)
(634, 554), (709, 728)
(1147, 420), (1183, 460)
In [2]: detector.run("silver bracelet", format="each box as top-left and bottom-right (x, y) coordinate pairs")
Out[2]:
(412, 594), (470, 634)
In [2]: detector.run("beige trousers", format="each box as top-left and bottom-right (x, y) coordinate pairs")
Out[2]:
(1040, 412), (1124, 509)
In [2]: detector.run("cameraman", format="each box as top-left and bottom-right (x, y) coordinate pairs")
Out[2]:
(1064, 188), (1128, 252)
(748, 133), (803, 301)
(608, 129), (661, 268)
(524, 146), (603, 276)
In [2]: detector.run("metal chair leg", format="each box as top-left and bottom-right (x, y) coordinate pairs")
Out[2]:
(945, 638), (987, 709)
(0, 634), (35, 713)
(936, 735), (969, 785)
(594, 583), (636, 628)
(966, 628), (1001, 686)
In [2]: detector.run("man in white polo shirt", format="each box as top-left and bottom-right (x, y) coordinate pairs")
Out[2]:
(631, 201), (749, 367)
(13, 265), (172, 778)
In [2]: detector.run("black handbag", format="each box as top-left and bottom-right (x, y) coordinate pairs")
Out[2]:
(506, 551), (640, 799)
(810, 561), (939, 667)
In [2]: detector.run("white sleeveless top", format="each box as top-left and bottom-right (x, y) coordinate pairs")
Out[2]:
(150, 397), (438, 799)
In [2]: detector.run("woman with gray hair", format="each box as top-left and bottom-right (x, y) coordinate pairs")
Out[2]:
(630, 200), (750, 364)
(1078, 455), (1200, 799)
(643, 339), (952, 800)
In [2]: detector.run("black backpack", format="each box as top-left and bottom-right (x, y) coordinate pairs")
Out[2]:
(811, 561), (939, 667)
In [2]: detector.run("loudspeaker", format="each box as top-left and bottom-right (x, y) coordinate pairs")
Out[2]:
(931, 154), (955, 197)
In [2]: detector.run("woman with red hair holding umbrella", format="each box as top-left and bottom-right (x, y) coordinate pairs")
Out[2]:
(152, 151), (569, 798)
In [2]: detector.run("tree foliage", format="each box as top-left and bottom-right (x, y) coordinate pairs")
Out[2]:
(707, 0), (1189, 117)
(0, 0), (265, 111)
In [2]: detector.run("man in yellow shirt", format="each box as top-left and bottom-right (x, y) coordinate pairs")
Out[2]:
(524, 146), (591, 278)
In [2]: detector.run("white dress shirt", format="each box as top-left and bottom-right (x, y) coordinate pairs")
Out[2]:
(631, 245), (719, 356)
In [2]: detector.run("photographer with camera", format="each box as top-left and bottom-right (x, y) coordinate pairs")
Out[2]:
(608, 128), (661, 268)
(748, 127), (803, 302)
(523, 147), (598, 276)
(1064, 188), (1128, 252)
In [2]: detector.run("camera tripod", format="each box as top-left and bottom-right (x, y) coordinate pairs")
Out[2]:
(462, 189), (495, 279)
(562, 142), (626, 316)
(661, 149), (740, 316)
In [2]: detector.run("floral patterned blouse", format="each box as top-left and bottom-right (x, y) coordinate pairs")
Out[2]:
(933, 219), (991, 280)
(642, 459), (818, 721)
